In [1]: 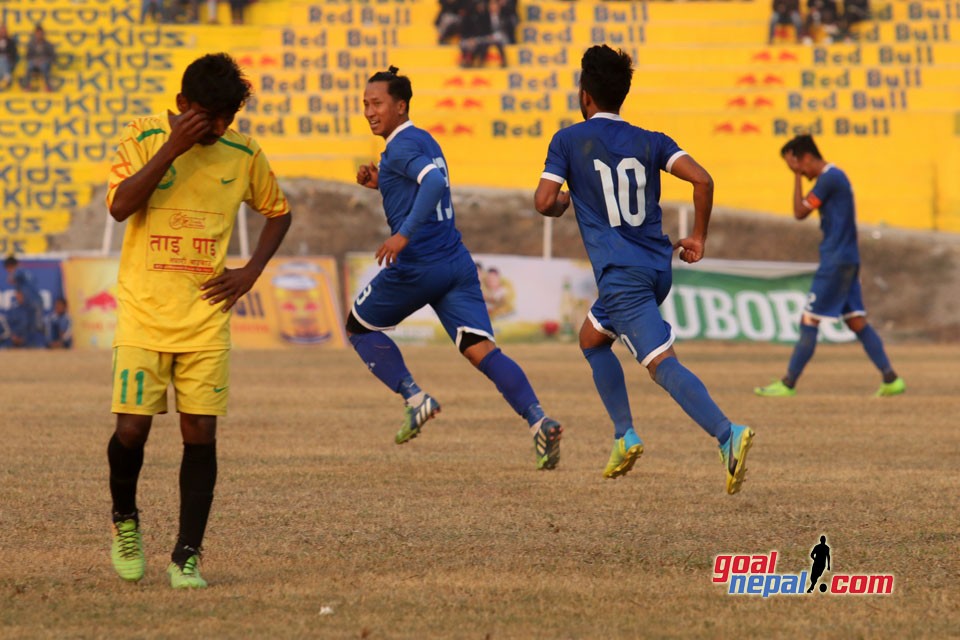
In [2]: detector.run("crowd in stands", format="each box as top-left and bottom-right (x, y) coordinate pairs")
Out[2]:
(436, 0), (518, 68)
(769, 0), (870, 44)
(141, 0), (251, 25)
(0, 23), (56, 91)
(1, 257), (72, 350)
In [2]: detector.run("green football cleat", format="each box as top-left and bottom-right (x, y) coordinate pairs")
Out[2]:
(876, 377), (906, 397)
(395, 394), (441, 444)
(719, 424), (755, 495)
(533, 418), (563, 470)
(167, 555), (208, 589)
(754, 380), (796, 397)
(111, 518), (145, 582)
(603, 428), (644, 479)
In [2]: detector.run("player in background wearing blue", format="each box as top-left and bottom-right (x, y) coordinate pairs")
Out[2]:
(754, 135), (905, 398)
(4, 255), (44, 335)
(534, 45), (754, 494)
(350, 66), (563, 470)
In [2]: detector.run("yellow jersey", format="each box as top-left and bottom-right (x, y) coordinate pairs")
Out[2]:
(106, 113), (290, 352)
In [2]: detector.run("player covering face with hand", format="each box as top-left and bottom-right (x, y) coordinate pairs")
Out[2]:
(105, 53), (291, 589)
(348, 66), (563, 470)
(754, 134), (905, 398)
(534, 45), (754, 494)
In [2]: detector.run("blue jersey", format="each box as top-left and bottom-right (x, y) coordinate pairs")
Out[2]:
(542, 113), (686, 279)
(806, 164), (860, 265)
(378, 121), (465, 265)
(13, 268), (43, 310)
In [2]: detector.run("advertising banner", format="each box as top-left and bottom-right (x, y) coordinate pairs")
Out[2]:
(345, 254), (854, 345)
(227, 256), (346, 350)
(61, 257), (120, 350)
(61, 256), (346, 350)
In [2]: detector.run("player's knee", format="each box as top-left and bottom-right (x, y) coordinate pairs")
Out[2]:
(579, 322), (612, 351)
(345, 311), (371, 336)
(115, 415), (151, 448)
(458, 331), (490, 354)
(181, 414), (217, 445)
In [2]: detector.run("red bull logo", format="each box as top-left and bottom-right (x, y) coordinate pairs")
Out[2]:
(83, 290), (116, 312)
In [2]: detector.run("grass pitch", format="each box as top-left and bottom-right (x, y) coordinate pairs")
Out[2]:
(1, 342), (957, 639)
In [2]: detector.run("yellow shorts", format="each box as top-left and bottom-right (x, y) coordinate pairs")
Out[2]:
(111, 346), (230, 416)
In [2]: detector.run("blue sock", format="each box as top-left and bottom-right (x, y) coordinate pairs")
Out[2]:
(654, 357), (731, 444)
(786, 324), (819, 387)
(583, 344), (634, 439)
(478, 348), (541, 426)
(855, 324), (892, 376)
(349, 332), (420, 399)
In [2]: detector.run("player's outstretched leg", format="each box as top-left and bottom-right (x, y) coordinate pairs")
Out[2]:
(603, 427), (644, 479)
(107, 431), (146, 581)
(853, 323), (905, 397)
(719, 425), (755, 495)
(474, 345), (562, 469)
(396, 393), (441, 444)
(653, 356), (754, 493)
(349, 329), (441, 442)
(755, 323), (817, 397)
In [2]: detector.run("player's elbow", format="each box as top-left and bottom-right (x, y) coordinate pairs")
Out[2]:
(534, 191), (556, 217)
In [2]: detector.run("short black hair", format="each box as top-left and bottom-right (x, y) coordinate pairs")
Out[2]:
(4, 255), (17, 268)
(181, 53), (252, 116)
(781, 134), (822, 159)
(580, 45), (633, 112)
(368, 65), (413, 107)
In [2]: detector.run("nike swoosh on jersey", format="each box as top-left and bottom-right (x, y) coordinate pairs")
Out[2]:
(220, 177), (237, 184)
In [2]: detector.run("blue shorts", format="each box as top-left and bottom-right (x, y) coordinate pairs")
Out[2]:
(806, 263), (865, 320)
(351, 250), (494, 348)
(590, 266), (675, 366)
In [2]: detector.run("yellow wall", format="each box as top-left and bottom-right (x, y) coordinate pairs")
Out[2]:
(1, 0), (959, 258)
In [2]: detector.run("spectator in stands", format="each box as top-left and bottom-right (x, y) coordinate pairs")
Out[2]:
(497, 0), (518, 44)
(22, 24), (55, 91)
(0, 311), (11, 348)
(838, 0), (870, 40)
(0, 23), (19, 90)
(436, 0), (465, 44)
(206, 0), (220, 23)
(46, 297), (73, 349)
(459, 0), (506, 68)
(805, 0), (839, 43)
(8, 290), (47, 348)
(4, 255), (44, 335)
(769, 0), (803, 44)
(140, 0), (166, 24)
(229, 0), (249, 24)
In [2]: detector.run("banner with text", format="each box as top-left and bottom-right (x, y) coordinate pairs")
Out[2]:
(62, 256), (346, 350)
(345, 254), (855, 345)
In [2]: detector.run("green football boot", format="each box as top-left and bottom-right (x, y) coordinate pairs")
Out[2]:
(603, 428), (644, 479)
(168, 554), (208, 589)
(111, 517), (145, 582)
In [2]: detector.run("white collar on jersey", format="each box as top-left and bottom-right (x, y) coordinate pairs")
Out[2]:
(385, 120), (415, 146)
(590, 112), (624, 122)
(819, 163), (836, 176)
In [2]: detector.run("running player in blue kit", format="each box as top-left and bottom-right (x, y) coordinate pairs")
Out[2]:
(534, 45), (754, 494)
(349, 66), (563, 470)
(754, 134), (905, 398)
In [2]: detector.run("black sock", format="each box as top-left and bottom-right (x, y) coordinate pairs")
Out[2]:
(174, 441), (217, 564)
(107, 433), (144, 520)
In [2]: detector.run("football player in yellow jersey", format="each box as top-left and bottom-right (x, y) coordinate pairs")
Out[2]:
(104, 53), (291, 589)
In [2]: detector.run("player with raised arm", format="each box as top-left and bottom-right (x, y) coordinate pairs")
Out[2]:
(754, 134), (905, 398)
(105, 53), (291, 588)
(534, 45), (754, 494)
(350, 66), (562, 470)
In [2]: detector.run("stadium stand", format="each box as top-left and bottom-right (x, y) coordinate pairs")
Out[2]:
(0, 0), (958, 259)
